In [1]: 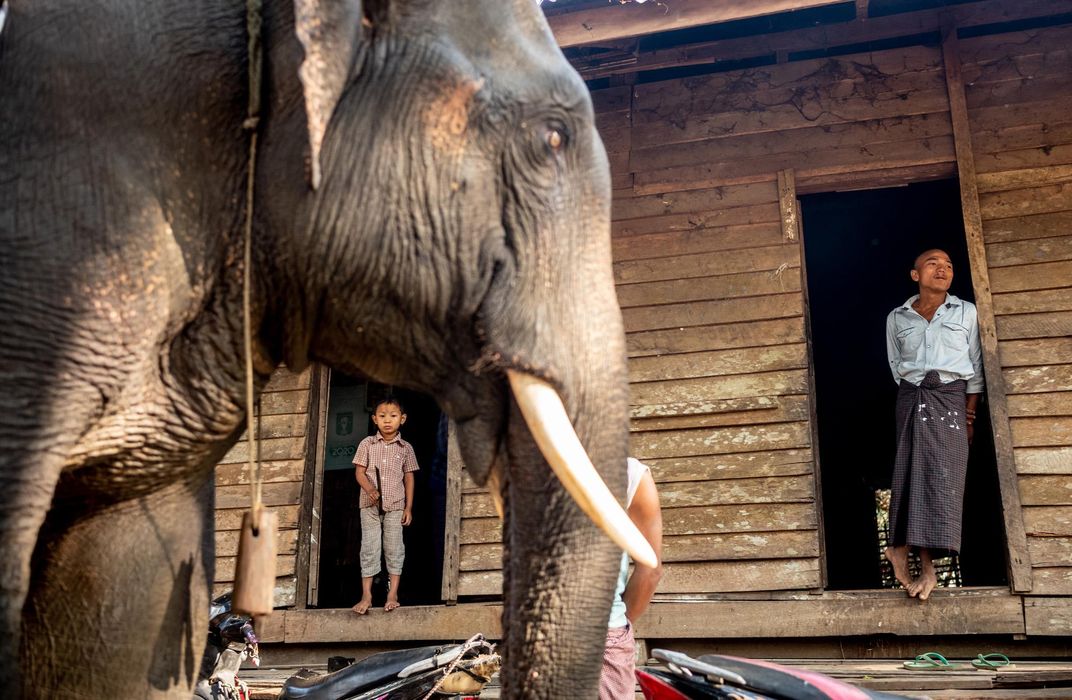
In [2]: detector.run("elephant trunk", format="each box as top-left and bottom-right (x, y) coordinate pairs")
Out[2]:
(497, 314), (632, 696)
(501, 400), (627, 698)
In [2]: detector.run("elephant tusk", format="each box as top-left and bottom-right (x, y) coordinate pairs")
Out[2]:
(506, 370), (658, 568)
(487, 463), (505, 520)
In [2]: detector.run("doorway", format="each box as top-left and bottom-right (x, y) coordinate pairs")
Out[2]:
(800, 179), (1007, 590)
(314, 372), (448, 608)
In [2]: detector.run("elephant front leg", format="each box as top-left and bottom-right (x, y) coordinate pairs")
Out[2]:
(22, 475), (215, 699)
(0, 454), (66, 697)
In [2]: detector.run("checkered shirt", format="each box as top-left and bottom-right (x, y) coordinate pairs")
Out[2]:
(353, 433), (419, 511)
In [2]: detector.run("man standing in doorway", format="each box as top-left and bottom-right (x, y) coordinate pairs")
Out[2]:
(884, 249), (984, 600)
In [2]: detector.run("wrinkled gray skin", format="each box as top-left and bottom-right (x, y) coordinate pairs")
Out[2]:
(0, 1), (627, 697)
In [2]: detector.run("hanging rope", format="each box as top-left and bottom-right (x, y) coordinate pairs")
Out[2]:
(243, 0), (264, 523)
(232, 0), (277, 619)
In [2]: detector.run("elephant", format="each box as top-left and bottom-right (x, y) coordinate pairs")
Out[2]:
(0, 0), (656, 697)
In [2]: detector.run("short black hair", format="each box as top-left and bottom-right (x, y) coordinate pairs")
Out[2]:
(373, 397), (404, 414)
(913, 248), (949, 270)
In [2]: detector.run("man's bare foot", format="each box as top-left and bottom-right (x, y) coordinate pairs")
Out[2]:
(352, 598), (372, 615)
(384, 598), (400, 612)
(908, 570), (937, 600)
(909, 550), (938, 600)
(884, 546), (913, 590)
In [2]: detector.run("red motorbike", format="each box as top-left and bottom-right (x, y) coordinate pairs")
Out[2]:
(637, 649), (911, 700)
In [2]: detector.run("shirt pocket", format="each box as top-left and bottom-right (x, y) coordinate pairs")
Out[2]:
(940, 321), (969, 353)
(896, 325), (924, 355)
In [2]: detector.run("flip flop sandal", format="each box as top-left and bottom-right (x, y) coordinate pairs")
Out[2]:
(972, 653), (1014, 670)
(903, 652), (968, 671)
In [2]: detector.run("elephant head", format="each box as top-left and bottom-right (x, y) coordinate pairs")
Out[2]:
(258, 1), (652, 695)
(1, 0), (648, 697)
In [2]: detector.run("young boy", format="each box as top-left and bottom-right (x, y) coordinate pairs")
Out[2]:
(351, 398), (419, 613)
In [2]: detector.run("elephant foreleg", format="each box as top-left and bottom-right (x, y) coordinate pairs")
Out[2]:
(22, 475), (215, 699)
(0, 453), (66, 697)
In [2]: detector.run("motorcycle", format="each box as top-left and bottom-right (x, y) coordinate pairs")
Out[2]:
(194, 593), (261, 700)
(637, 649), (911, 700)
(276, 633), (500, 700)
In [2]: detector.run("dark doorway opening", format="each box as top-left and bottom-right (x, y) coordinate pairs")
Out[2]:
(315, 372), (448, 609)
(800, 179), (1008, 590)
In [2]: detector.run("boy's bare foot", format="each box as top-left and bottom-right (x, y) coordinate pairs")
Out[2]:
(884, 546), (913, 590)
(384, 598), (400, 612)
(352, 598), (372, 615)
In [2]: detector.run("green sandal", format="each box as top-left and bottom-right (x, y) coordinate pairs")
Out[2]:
(972, 653), (1014, 670)
(903, 652), (968, 671)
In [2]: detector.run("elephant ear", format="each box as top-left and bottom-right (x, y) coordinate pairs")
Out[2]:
(293, 0), (363, 189)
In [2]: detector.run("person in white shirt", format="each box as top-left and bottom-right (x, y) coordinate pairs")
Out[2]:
(599, 457), (663, 699)
(884, 249), (983, 600)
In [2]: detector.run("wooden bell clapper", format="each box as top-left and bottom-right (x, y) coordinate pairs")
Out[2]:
(233, 0), (277, 620)
(233, 502), (277, 617)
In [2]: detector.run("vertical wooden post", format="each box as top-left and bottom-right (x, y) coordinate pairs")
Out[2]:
(778, 169), (798, 242)
(294, 364), (326, 609)
(941, 31), (1033, 593)
(792, 190), (828, 590)
(440, 420), (464, 603)
(304, 366), (331, 606)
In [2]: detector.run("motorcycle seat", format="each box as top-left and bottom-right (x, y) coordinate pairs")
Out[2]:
(277, 644), (457, 699)
(696, 654), (909, 700)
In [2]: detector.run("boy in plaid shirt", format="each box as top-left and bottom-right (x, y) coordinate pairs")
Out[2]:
(351, 398), (419, 613)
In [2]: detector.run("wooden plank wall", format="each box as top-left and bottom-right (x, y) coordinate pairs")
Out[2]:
(455, 42), (956, 596)
(959, 23), (1072, 633)
(213, 367), (312, 607)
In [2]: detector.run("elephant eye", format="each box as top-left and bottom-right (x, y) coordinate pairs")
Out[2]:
(545, 127), (565, 152)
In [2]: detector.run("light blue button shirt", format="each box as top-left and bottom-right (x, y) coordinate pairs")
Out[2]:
(886, 293), (984, 394)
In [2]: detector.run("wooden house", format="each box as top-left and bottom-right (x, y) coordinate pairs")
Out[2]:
(215, 0), (1072, 660)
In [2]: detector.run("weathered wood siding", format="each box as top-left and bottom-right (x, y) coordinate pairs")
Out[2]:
(456, 42), (957, 596)
(213, 367), (311, 607)
(960, 24), (1072, 631)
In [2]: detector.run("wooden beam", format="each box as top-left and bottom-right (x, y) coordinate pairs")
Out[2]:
(284, 603), (504, 643)
(792, 181), (827, 589)
(440, 421), (465, 603)
(637, 590), (1024, 638)
(293, 364), (326, 609)
(572, 0), (1072, 79)
(303, 366), (330, 606)
(941, 33), (1033, 593)
(548, 0), (848, 49)
(777, 169), (798, 242)
(273, 588), (1026, 643)
(1025, 597), (1072, 636)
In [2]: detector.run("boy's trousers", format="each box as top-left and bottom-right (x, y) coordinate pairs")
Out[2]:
(359, 508), (405, 577)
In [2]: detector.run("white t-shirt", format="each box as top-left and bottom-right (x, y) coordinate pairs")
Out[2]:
(607, 458), (650, 629)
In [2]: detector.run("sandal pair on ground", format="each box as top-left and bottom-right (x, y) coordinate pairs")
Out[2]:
(903, 652), (1014, 671)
